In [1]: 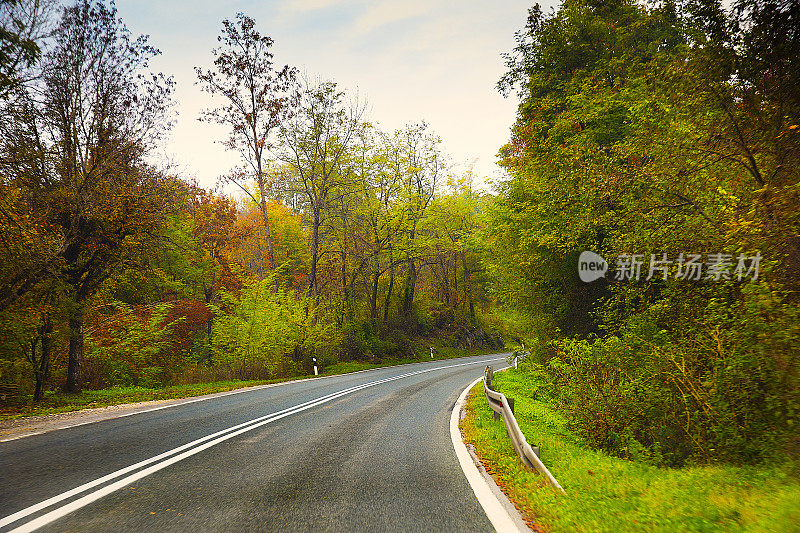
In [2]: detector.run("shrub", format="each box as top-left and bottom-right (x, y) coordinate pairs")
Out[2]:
(86, 302), (185, 388)
(540, 281), (800, 466)
(211, 279), (336, 379)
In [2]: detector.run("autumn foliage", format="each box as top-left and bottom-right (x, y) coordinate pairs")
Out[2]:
(0, 3), (497, 408)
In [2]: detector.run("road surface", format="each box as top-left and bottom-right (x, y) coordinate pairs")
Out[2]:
(1, 354), (508, 532)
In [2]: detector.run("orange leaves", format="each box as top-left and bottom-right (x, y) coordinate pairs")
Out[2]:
(189, 190), (238, 248)
(185, 189), (241, 294)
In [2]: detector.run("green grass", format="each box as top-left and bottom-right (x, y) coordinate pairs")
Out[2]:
(1, 346), (504, 421)
(460, 368), (800, 532)
(0, 379), (289, 421)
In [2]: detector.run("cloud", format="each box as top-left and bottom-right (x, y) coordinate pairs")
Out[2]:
(285, 0), (348, 13)
(352, 1), (428, 35)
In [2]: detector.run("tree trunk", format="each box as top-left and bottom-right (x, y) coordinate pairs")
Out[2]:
(341, 241), (351, 322)
(203, 278), (215, 364)
(383, 251), (394, 323)
(452, 253), (459, 311)
(401, 258), (417, 321)
(34, 316), (52, 402)
(370, 269), (380, 321)
(307, 207), (321, 325)
(463, 255), (475, 320)
(66, 307), (84, 393)
(258, 189), (277, 292)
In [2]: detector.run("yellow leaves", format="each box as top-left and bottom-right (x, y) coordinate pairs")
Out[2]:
(777, 124), (800, 139)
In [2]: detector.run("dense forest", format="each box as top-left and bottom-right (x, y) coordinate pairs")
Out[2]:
(490, 0), (799, 466)
(2, 0), (798, 470)
(0, 2), (498, 403)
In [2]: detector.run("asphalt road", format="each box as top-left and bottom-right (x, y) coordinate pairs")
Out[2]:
(1, 354), (508, 532)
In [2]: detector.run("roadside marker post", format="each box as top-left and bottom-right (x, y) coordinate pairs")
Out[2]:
(313, 357), (318, 376)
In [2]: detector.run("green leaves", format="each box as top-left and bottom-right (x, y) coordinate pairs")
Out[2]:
(211, 278), (332, 378)
(489, 0), (800, 464)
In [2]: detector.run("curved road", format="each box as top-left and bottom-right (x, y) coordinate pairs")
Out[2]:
(1, 354), (508, 532)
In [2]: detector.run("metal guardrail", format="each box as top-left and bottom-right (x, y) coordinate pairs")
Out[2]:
(483, 364), (565, 494)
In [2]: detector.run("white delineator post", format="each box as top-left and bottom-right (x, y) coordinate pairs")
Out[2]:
(313, 357), (318, 376)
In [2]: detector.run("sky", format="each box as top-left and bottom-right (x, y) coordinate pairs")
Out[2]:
(112, 0), (557, 193)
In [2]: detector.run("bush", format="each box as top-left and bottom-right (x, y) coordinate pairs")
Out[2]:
(211, 279), (336, 379)
(340, 323), (414, 362)
(539, 280), (800, 466)
(86, 302), (185, 389)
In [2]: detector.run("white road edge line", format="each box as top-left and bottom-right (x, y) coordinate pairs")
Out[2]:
(450, 375), (527, 533)
(3, 356), (504, 533)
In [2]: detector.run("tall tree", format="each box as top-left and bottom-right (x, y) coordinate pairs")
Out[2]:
(0, 0), (56, 311)
(397, 122), (443, 322)
(232, 198), (308, 286)
(352, 128), (406, 323)
(0, 1), (176, 392)
(0, 0), (53, 99)
(278, 79), (365, 317)
(196, 13), (299, 288)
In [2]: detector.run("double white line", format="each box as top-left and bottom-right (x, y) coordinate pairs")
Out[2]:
(1, 356), (503, 532)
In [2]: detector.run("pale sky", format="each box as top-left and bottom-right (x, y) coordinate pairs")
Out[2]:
(114, 1), (557, 192)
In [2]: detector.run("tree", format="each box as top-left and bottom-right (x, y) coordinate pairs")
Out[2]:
(0, 1), (176, 392)
(0, 0), (58, 312)
(233, 197), (308, 288)
(0, 285), (61, 401)
(425, 173), (482, 320)
(346, 127), (406, 323)
(278, 79), (365, 317)
(490, 0), (800, 464)
(490, 0), (683, 334)
(196, 13), (299, 288)
(0, 0), (53, 99)
(396, 122), (443, 323)
(188, 190), (240, 307)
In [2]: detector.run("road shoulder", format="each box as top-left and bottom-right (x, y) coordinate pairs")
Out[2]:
(450, 375), (533, 532)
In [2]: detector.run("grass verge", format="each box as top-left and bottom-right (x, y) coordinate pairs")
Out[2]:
(0, 379), (291, 421)
(1, 346), (503, 421)
(460, 367), (800, 532)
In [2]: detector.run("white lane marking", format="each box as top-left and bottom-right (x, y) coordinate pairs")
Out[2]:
(450, 375), (526, 533)
(0, 379), (397, 528)
(3, 356), (504, 532)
